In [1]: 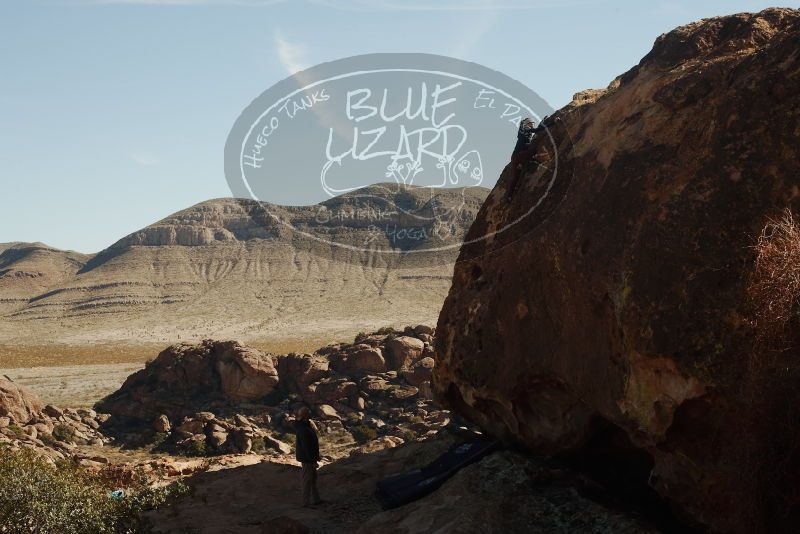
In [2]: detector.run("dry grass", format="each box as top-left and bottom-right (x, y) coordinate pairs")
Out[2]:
(741, 209), (800, 532)
(0, 343), (165, 368)
(0, 337), (343, 369)
(748, 209), (800, 339)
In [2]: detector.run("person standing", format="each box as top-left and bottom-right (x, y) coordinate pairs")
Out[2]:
(294, 406), (322, 507)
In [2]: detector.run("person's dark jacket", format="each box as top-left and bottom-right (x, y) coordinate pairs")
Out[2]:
(295, 419), (320, 463)
(513, 120), (536, 154)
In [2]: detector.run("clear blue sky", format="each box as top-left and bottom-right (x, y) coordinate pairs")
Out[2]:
(0, 0), (790, 253)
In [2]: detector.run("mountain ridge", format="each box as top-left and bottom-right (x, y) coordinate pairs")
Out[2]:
(1, 184), (488, 350)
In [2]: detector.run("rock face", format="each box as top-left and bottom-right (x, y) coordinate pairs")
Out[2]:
(434, 9), (800, 534)
(96, 340), (279, 423)
(0, 376), (43, 423)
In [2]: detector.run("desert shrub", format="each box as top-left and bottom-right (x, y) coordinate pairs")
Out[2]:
(748, 209), (800, 339)
(39, 433), (57, 447)
(398, 429), (416, 443)
(345, 412), (361, 425)
(354, 332), (369, 343)
(0, 446), (187, 533)
(351, 425), (377, 444)
(251, 436), (266, 453)
(277, 432), (296, 447)
(7, 424), (25, 439)
(741, 209), (800, 530)
(178, 439), (210, 458)
(375, 410), (391, 421)
(375, 326), (397, 336)
(150, 432), (168, 449)
(52, 423), (76, 443)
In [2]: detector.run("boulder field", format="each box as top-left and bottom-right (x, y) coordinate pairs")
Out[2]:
(435, 8), (800, 534)
(95, 326), (445, 457)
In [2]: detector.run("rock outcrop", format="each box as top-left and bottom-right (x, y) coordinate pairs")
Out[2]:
(435, 8), (800, 533)
(0, 375), (43, 423)
(0, 394), (112, 464)
(96, 340), (279, 423)
(96, 326), (449, 456)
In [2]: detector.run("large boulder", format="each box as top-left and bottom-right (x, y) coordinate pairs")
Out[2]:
(402, 356), (434, 387)
(216, 345), (280, 403)
(384, 336), (424, 370)
(0, 375), (42, 423)
(303, 377), (357, 406)
(329, 345), (386, 376)
(434, 9), (800, 534)
(276, 353), (330, 393)
(96, 340), (278, 423)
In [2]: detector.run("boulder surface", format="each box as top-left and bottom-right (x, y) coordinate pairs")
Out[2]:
(434, 8), (800, 533)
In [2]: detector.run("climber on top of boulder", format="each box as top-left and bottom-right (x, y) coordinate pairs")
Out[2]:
(507, 117), (539, 198)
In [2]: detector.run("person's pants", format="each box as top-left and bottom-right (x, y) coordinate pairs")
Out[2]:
(507, 145), (540, 198)
(301, 462), (321, 506)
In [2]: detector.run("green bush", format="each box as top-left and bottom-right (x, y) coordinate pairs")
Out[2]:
(0, 446), (187, 533)
(52, 423), (76, 443)
(399, 429), (416, 443)
(150, 432), (168, 450)
(351, 425), (377, 444)
(7, 424), (25, 439)
(177, 438), (210, 457)
(251, 436), (266, 453)
(39, 433), (57, 447)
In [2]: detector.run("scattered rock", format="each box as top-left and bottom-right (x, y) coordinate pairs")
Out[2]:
(413, 324), (434, 336)
(263, 434), (292, 455)
(315, 404), (340, 420)
(42, 405), (64, 419)
(153, 414), (171, 433)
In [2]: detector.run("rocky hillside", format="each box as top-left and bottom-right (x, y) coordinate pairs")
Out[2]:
(435, 8), (800, 534)
(0, 185), (487, 347)
(0, 242), (89, 314)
